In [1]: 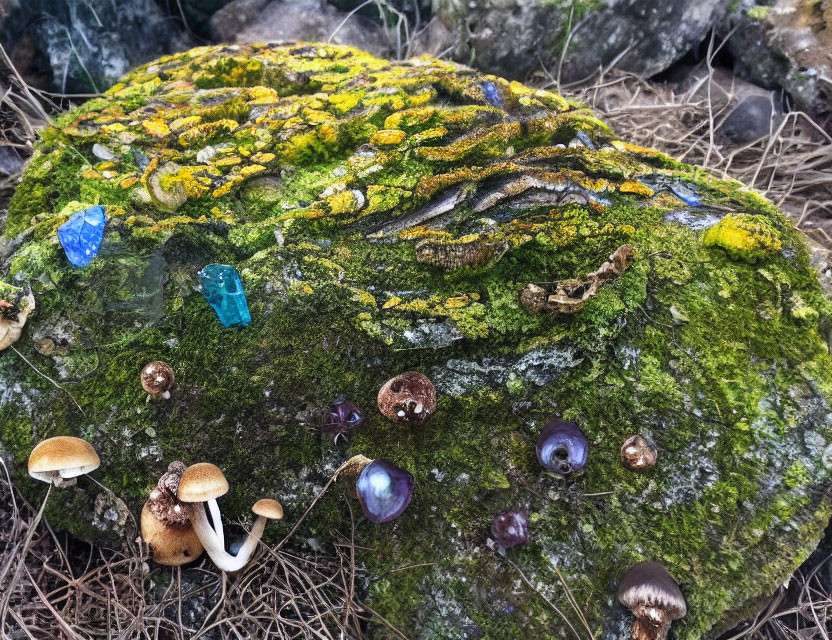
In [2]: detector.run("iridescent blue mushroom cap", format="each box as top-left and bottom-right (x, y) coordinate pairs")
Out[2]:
(536, 419), (588, 475)
(355, 459), (414, 524)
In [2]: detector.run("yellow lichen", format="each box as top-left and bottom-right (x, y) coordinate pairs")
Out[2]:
(142, 118), (171, 137)
(370, 129), (407, 147)
(703, 214), (783, 262)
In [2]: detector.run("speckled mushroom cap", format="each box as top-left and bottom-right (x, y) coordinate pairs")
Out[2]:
(140, 361), (175, 396)
(618, 561), (686, 614)
(252, 498), (283, 520)
(28, 436), (100, 483)
(177, 463), (229, 503)
(377, 372), (437, 426)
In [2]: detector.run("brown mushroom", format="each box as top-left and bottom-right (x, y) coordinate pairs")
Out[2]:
(621, 435), (658, 470)
(617, 561), (687, 640)
(28, 436), (100, 488)
(377, 372), (437, 426)
(140, 462), (203, 566)
(141, 361), (175, 400)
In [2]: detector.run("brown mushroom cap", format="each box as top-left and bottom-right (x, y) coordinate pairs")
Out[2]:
(28, 436), (100, 484)
(617, 561), (686, 640)
(141, 502), (203, 566)
(377, 372), (437, 426)
(177, 463), (229, 503)
(141, 361), (175, 396)
(252, 498), (283, 520)
(621, 435), (658, 470)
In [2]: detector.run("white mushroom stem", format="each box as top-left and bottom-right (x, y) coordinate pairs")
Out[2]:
(190, 503), (266, 572)
(207, 498), (225, 548)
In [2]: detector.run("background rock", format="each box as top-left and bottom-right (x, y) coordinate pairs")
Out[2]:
(429, 0), (730, 82)
(211, 0), (387, 56)
(0, 0), (191, 93)
(727, 0), (832, 122)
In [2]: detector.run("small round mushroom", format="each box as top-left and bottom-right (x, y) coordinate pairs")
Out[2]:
(621, 435), (658, 470)
(536, 419), (588, 476)
(177, 463), (282, 572)
(617, 561), (687, 640)
(377, 372), (436, 426)
(28, 436), (100, 488)
(141, 361), (175, 400)
(490, 509), (530, 549)
(355, 459), (414, 523)
(141, 461), (203, 566)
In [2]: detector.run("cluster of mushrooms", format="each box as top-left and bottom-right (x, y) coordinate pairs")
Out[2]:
(25, 366), (684, 640)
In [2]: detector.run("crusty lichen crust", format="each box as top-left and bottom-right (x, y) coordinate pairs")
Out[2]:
(2, 43), (832, 639)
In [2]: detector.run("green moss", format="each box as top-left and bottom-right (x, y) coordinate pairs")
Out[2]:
(1, 42), (831, 640)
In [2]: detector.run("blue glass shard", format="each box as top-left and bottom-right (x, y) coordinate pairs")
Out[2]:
(482, 81), (503, 109)
(197, 264), (251, 327)
(669, 183), (701, 207)
(57, 205), (107, 267)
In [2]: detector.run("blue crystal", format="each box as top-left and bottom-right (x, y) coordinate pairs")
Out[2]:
(197, 264), (251, 327)
(57, 205), (106, 267)
(482, 81), (503, 109)
(669, 183), (701, 207)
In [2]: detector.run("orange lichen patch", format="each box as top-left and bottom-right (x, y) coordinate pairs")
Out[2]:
(102, 122), (127, 134)
(240, 164), (267, 178)
(178, 119), (240, 148)
(96, 161), (115, 171)
(80, 169), (102, 179)
(384, 106), (436, 130)
(415, 167), (478, 199)
(170, 116), (202, 132)
(410, 127), (448, 145)
(212, 175), (246, 198)
(618, 181), (655, 197)
(214, 156), (242, 167)
(370, 129), (407, 147)
(120, 176), (140, 189)
(143, 118), (171, 137)
(250, 152), (276, 164)
(247, 86), (279, 104)
(415, 122), (522, 162)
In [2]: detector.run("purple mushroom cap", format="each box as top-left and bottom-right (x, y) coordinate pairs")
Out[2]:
(536, 419), (588, 475)
(322, 396), (364, 441)
(491, 509), (530, 549)
(356, 459), (414, 524)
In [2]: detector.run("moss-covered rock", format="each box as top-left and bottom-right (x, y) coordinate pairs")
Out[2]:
(1, 42), (832, 639)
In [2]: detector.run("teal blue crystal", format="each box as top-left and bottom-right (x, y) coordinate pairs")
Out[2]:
(197, 264), (251, 327)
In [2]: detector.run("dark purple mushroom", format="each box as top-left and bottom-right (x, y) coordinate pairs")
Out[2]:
(617, 561), (687, 640)
(490, 509), (530, 549)
(321, 396), (364, 443)
(355, 459), (414, 524)
(536, 419), (588, 475)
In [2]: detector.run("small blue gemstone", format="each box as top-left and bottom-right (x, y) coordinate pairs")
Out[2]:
(197, 264), (251, 327)
(482, 81), (503, 109)
(669, 183), (701, 207)
(57, 206), (106, 267)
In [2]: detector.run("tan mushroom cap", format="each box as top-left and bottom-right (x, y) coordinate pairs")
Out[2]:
(141, 502), (203, 566)
(252, 498), (283, 520)
(28, 436), (100, 483)
(177, 463), (229, 503)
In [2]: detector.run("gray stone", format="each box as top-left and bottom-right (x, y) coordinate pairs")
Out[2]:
(727, 0), (832, 118)
(426, 0), (729, 82)
(0, 0), (192, 93)
(211, 0), (387, 56)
